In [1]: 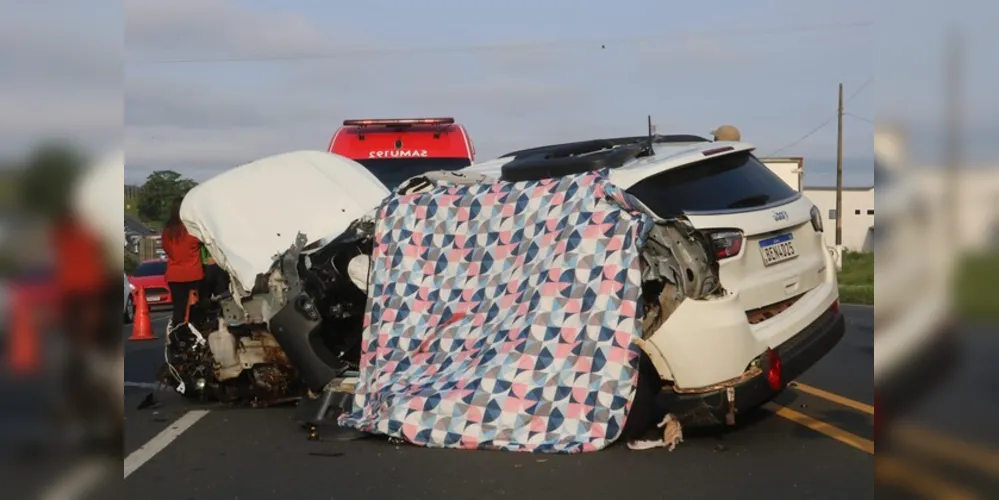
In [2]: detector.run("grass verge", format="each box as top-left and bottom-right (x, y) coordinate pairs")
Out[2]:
(838, 251), (873, 305)
(954, 252), (999, 322)
(836, 249), (999, 319)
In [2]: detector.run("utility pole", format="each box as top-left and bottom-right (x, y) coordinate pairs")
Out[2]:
(648, 115), (654, 137)
(835, 83), (844, 247)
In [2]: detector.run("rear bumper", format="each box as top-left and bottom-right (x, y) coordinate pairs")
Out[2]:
(663, 307), (845, 427)
(138, 286), (172, 305)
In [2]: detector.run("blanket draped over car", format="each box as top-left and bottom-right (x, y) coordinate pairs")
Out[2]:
(338, 170), (655, 453)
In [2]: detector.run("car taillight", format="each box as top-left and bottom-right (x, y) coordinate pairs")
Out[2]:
(702, 146), (735, 156)
(810, 205), (823, 232)
(767, 347), (783, 391)
(709, 230), (744, 260)
(831, 299), (840, 315)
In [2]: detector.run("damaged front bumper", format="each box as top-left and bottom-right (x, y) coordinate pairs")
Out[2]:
(663, 306), (846, 427)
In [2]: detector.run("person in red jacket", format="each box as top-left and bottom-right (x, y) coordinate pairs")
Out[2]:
(161, 196), (204, 329)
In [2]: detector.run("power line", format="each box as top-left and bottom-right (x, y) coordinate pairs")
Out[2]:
(845, 112), (874, 124)
(130, 21), (872, 64)
(766, 76), (873, 156)
(845, 77), (873, 102)
(766, 116), (837, 157)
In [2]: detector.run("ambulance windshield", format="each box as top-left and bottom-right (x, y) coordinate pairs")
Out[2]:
(357, 157), (472, 190)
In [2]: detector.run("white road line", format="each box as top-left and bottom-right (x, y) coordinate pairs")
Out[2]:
(123, 410), (210, 479)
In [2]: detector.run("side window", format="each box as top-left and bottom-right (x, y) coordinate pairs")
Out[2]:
(854, 209), (861, 215)
(867, 209), (874, 215)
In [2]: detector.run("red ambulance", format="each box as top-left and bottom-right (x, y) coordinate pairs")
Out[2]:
(327, 117), (476, 189)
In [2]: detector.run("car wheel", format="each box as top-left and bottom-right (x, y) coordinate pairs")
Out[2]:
(124, 295), (135, 324)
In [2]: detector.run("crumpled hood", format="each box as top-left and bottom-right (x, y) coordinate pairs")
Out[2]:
(180, 150), (390, 297)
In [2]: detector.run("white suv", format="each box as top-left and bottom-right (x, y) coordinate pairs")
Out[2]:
(462, 135), (845, 426)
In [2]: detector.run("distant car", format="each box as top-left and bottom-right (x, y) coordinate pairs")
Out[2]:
(128, 259), (172, 307)
(123, 273), (135, 323)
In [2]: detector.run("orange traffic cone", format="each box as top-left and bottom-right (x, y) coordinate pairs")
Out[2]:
(7, 291), (39, 375)
(129, 287), (157, 341)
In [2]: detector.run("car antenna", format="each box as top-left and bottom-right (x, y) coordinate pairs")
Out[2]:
(638, 115), (656, 157)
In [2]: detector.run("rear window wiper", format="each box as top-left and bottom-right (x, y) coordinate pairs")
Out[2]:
(727, 193), (771, 209)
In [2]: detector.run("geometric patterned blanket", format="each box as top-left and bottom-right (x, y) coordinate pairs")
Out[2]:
(337, 170), (655, 453)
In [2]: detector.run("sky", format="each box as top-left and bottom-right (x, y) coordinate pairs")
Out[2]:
(2, 1), (997, 189)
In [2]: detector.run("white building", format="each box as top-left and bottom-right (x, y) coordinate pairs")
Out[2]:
(801, 186), (875, 252)
(760, 157), (875, 252)
(872, 124), (999, 253)
(908, 168), (999, 251)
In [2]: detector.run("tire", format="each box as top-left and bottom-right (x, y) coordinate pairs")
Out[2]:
(123, 295), (135, 324)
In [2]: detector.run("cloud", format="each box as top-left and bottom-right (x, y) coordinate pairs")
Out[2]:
(125, 126), (305, 182)
(0, 3), (121, 158)
(121, 74), (593, 182)
(124, 0), (330, 59)
(121, 1), (876, 181)
(121, 0), (603, 175)
(0, 85), (121, 139)
(125, 76), (270, 129)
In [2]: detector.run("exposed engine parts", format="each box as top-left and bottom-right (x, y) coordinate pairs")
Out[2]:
(159, 218), (382, 407)
(160, 313), (304, 406)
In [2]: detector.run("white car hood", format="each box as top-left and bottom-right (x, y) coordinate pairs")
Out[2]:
(180, 150), (390, 296)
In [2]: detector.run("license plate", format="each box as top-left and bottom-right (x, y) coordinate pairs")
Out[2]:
(759, 234), (797, 266)
(147, 294), (162, 302)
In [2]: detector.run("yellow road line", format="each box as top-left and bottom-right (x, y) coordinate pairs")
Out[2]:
(764, 402), (875, 455)
(877, 456), (980, 500)
(789, 382), (875, 415)
(892, 423), (999, 479)
(786, 382), (999, 482)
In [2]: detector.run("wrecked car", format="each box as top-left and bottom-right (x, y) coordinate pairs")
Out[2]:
(165, 133), (845, 451)
(455, 134), (846, 432)
(160, 150), (389, 405)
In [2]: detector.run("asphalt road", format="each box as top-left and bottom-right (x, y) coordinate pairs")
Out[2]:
(114, 306), (996, 499)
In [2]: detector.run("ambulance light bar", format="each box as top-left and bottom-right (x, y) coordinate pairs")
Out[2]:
(342, 117), (455, 127)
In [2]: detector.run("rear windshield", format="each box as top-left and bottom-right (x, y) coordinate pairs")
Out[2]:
(133, 261), (167, 277)
(626, 152), (799, 218)
(357, 158), (473, 190)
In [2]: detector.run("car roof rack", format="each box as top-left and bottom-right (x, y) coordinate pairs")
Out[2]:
(499, 134), (710, 160)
